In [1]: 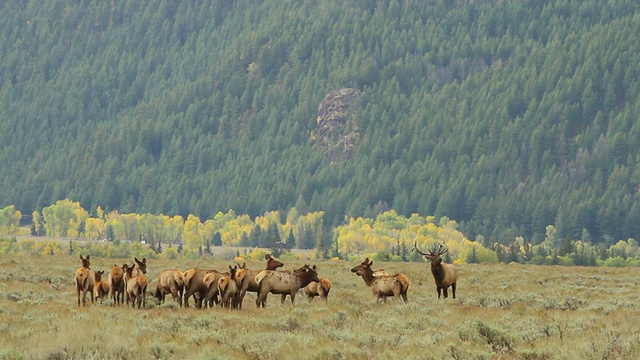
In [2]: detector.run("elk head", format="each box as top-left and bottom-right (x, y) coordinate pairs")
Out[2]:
(228, 265), (238, 280)
(79, 255), (91, 269)
(134, 257), (147, 274)
(95, 270), (105, 282)
(350, 258), (373, 277)
(265, 254), (284, 270)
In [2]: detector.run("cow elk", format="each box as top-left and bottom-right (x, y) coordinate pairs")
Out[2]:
(350, 258), (409, 303)
(303, 277), (332, 303)
(183, 268), (219, 308)
(108, 264), (125, 306)
(254, 264), (320, 307)
(217, 265), (240, 309)
(413, 242), (458, 299)
(155, 269), (185, 307)
(75, 255), (95, 307)
(93, 270), (110, 303)
(203, 270), (228, 308)
(234, 254), (284, 309)
(123, 263), (148, 308)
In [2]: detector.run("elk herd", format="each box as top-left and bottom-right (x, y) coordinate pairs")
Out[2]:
(74, 243), (459, 308)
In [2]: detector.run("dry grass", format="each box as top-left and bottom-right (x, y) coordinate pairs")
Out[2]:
(1, 255), (640, 359)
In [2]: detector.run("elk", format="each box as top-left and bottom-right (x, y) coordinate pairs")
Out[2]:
(93, 270), (110, 303)
(303, 277), (332, 303)
(413, 242), (458, 299)
(108, 264), (125, 306)
(154, 269), (185, 307)
(254, 264), (320, 308)
(203, 270), (228, 308)
(131, 257), (147, 277)
(234, 253), (284, 309)
(75, 255), (95, 307)
(350, 258), (409, 303)
(217, 265), (240, 309)
(183, 268), (219, 308)
(123, 263), (148, 308)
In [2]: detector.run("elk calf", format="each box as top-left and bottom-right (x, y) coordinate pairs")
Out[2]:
(351, 258), (409, 303)
(93, 270), (110, 303)
(217, 265), (240, 309)
(75, 255), (95, 307)
(413, 242), (458, 299)
(303, 277), (332, 303)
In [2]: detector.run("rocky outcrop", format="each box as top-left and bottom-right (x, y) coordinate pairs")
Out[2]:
(313, 88), (361, 163)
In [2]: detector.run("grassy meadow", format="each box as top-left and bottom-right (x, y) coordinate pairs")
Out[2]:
(0, 255), (639, 360)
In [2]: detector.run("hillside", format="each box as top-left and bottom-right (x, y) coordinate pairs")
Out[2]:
(1, 0), (640, 245)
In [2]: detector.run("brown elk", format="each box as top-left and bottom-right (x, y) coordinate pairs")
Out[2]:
(123, 263), (148, 308)
(303, 277), (332, 303)
(203, 270), (228, 308)
(350, 258), (409, 303)
(183, 268), (219, 308)
(108, 264), (125, 305)
(234, 254), (284, 309)
(75, 255), (95, 307)
(217, 265), (240, 309)
(154, 269), (185, 307)
(93, 270), (110, 303)
(254, 264), (320, 307)
(413, 242), (458, 299)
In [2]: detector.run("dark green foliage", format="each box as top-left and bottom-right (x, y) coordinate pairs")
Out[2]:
(1, 0), (640, 246)
(212, 232), (222, 247)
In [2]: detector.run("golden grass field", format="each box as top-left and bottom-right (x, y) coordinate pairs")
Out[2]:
(1, 255), (639, 360)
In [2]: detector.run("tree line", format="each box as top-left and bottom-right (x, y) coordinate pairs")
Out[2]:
(2, 201), (640, 267)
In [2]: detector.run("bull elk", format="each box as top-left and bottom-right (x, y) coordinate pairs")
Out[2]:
(93, 270), (110, 303)
(123, 263), (148, 308)
(108, 264), (125, 306)
(234, 254), (284, 309)
(413, 242), (458, 299)
(254, 264), (320, 307)
(75, 255), (95, 307)
(303, 277), (332, 303)
(350, 258), (409, 303)
(217, 265), (240, 309)
(155, 269), (185, 307)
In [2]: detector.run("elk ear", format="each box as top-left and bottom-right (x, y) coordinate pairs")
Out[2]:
(86, 255), (90, 260)
(79, 255), (83, 260)
(142, 257), (146, 264)
(312, 265), (317, 271)
(370, 260), (374, 267)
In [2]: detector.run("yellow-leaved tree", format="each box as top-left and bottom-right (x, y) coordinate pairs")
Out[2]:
(42, 199), (87, 238)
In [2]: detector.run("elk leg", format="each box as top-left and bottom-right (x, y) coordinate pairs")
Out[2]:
(443, 288), (448, 299)
(437, 287), (442, 299)
(451, 283), (456, 299)
(281, 294), (287, 304)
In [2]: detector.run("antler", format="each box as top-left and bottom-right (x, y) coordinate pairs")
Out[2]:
(433, 243), (448, 256)
(412, 242), (429, 256)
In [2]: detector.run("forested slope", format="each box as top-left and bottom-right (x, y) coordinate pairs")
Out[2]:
(1, 0), (640, 245)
